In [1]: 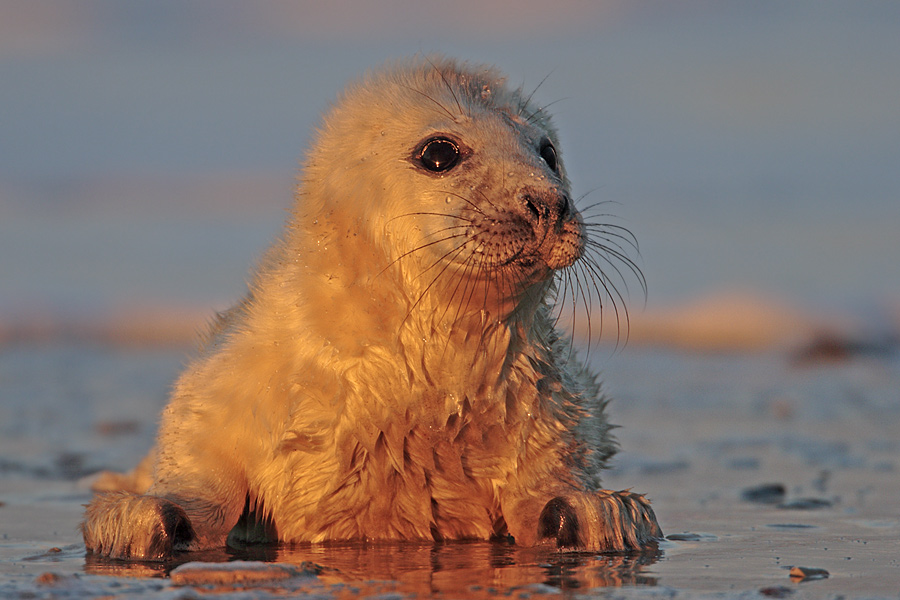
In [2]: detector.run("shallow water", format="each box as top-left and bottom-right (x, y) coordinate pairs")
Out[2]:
(1, 342), (899, 598)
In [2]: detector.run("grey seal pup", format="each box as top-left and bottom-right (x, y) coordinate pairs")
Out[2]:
(82, 56), (662, 560)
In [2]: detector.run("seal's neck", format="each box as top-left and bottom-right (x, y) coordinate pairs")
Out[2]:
(274, 211), (553, 377)
(398, 279), (552, 393)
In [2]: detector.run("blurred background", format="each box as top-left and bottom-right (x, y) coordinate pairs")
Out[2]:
(2, 0), (899, 350)
(2, 6), (900, 593)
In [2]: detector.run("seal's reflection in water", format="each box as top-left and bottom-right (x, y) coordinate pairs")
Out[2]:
(85, 540), (660, 593)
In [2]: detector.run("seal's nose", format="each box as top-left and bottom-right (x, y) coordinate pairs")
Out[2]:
(558, 194), (571, 221)
(520, 190), (573, 233)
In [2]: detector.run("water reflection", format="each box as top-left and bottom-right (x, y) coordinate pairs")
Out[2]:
(84, 540), (660, 595)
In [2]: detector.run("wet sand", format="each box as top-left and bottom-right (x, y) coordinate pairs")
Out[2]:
(1, 342), (898, 598)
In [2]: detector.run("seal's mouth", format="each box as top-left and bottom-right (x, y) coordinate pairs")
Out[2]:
(533, 213), (585, 271)
(464, 189), (584, 277)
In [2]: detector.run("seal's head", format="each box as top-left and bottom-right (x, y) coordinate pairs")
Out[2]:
(289, 56), (637, 342)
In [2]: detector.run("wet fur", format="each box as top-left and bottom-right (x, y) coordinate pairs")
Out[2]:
(82, 56), (661, 560)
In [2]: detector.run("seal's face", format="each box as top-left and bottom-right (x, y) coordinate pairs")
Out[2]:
(409, 130), (584, 277)
(380, 78), (587, 317)
(301, 59), (641, 331)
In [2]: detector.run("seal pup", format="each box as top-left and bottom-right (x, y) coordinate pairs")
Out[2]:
(82, 56), (662, 560)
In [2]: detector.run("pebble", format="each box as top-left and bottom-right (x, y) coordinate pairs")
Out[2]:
(666, 532), (718, 542)
(35, 572), (79, 586)
(789, 566), (830, 581)
(741, 483), (786, 504)
(759, 585), (794, 598)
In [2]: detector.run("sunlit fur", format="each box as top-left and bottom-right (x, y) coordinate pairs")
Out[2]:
(82, 56), (661, 560)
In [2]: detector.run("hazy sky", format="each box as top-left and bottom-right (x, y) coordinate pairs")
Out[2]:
(2, 1), (899, 322)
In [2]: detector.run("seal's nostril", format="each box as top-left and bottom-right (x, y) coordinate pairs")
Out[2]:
(559, 195), (570, 220)
(523, 197), (542, 221)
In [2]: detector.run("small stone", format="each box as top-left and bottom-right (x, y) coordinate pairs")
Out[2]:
(789, 566), (830, 582)
(35, 572), (79, 586)
(666, 532), (718, 542)
(741, 483), (786, 504)
(759, 585), (794, 598)
(35, 572), (62, 585)
(667, 532), (701, 541)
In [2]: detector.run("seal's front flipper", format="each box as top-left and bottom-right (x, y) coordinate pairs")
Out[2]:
(82, 492), (195, 560)
(538, 490), (662, 551)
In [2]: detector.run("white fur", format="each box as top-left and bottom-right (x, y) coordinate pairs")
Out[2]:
(82, 57), (660, 560)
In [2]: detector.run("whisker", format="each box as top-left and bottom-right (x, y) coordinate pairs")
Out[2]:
(550, 268), (578, 362)
(581, 230), (639, 262)
(443, 241), (485, 327)
(522, 97), (568, 126)
(578, 252), (631, 349)
(584, 240), (647, 300)
(447, 189), (495, 216)
(412, 235), (476, 282)
(518, 71), (554, 118)
(399, 84), (458, 122)
(582, 223), (641, 253)
(404, 238), (476, 325)
(573, 263), (596, 355)
(377, 231), (471, 279)
(551, 267), (571, 331)
(419, 224), (471, 242)
(583, 248), (639, 315)
(576, 198), (623, 213)
(425, 56), (465, 117)
(386, 211), (475, 226)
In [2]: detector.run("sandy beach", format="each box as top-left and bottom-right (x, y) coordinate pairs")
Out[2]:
(2, 2), (899, 597)
(1, 339), (898, 598)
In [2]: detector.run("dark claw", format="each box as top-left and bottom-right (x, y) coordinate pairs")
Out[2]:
(538, 497), (580, 548)
(147, 501), (195, 559)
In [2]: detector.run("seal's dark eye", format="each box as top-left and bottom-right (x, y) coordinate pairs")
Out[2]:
(539, 140), (558, 173)
(419, 137), (460, 172)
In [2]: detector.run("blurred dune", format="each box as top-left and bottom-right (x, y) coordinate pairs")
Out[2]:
(5, 288), (897, 357)
(0, 305), (210, 347)
(573, 289), (897, 354)
(627, 291), (821, 351)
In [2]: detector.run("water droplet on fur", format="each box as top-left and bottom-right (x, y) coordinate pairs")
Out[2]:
(445, 197), (452, 204)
